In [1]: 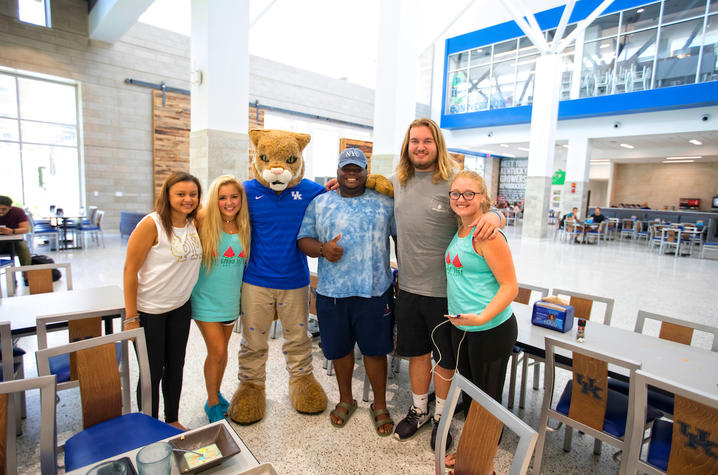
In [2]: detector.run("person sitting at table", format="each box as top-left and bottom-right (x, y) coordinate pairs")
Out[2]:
(589, 207), (606, 224)
(443, 170), (518, 471)
(0, 195), (31, 266)
(123, 172), (203, 431)
(191, 175), (250, 423)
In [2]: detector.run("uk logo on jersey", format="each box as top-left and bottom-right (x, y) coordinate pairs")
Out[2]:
(291, 191), (303, 200)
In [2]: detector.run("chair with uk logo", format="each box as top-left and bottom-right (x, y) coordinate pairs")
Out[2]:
(531, 336), (663, 474)
(624, 369), (718, 474)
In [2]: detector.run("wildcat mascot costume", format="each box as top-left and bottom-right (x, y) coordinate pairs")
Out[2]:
(228, 129), (328, 424)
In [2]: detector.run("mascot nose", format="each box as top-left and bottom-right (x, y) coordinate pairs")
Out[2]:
(270, 167), (284, 175)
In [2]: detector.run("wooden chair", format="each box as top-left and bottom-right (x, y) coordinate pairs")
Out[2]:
(508, 283), (549, 409)
(532, 336), (662, 474)
(0, 375), (57, 475)
(36, 308), (126, 393)
(608, 311), (718, 416)
(620, 219), (637, 240)
(659, 228), (681, 256)
(551, 288), (614, 325)
(625, 370), (718, 474)
(36, 329), (182, 472)
(4, 262), (72, 297)
(0, 322), (26, 436)
(435, 373), (538, 475)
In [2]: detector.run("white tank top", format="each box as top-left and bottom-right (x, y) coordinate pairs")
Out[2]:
(137, 212), (202, 314)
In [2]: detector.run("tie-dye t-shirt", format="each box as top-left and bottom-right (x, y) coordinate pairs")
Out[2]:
(298, 189), (395, 298)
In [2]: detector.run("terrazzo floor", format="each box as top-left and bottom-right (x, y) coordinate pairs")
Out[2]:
(12, 225), (718, 474)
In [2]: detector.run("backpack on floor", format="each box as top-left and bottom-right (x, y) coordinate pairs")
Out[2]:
(31, 254), (62, 281)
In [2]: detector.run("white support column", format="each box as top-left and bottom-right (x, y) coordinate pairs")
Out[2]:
(371, 0), (417, 176)
(190, 0), (250, 190)
(523, 54), (562, 239)
(562, 137), (591, 217)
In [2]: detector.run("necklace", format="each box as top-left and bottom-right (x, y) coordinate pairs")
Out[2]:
(223, 219), (233, 224)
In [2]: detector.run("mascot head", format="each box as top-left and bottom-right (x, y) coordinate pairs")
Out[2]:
(249, 129), (310, 192)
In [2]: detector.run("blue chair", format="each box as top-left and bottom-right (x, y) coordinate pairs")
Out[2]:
(532, 336), (663, 474)
(435, 373), (537, 475)
(0, 375), (57, 474)
(36, 308), (125, 393)
(36, 329), (182, 472)
(607, 310), (718, 416)
(625, 370), (718, 474)
(0, 322), (26, 436)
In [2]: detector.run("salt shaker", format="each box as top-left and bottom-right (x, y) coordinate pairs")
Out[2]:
(577, 319), (586, 343)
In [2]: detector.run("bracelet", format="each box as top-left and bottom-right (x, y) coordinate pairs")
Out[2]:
(318, 244), (324, 257)
(124, 316), (140, 323)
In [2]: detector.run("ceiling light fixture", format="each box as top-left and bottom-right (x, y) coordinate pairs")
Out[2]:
(500, 144), (509, 148)
(518, 147), (530, 152)
(619, 143), (634, 149)
(689, 139), (703, 145)
(665, 156), (701, 160)
(662, 160), (695, 163)
(561, 144), (569, 148)
(503, 153), (516, 158)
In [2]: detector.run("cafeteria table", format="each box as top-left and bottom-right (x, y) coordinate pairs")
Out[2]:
(0, 285), (125, 337)
(65, 420), (261, 474)
(513, 304), (717, 396)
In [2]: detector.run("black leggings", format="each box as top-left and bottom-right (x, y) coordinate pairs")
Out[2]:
(138, 300), (192, 423)
(451, 314), (517, 415)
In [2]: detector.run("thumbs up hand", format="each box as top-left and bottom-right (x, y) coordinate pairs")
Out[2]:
(323, 234), (343, 262)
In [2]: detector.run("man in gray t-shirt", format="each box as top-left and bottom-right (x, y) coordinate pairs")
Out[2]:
(391, 118), (503, 450)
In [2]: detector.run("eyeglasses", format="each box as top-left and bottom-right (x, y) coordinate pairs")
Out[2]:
(449, 191), (481, 201)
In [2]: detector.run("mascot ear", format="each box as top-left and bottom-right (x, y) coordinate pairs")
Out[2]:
(292, 132), (311, 151)
(249, 129), (265, 148)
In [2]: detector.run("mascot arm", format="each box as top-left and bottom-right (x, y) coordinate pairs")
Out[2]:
(365, 174), (394, 198)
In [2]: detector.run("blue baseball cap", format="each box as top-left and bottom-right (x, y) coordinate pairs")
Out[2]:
(338, 148), (367, 169)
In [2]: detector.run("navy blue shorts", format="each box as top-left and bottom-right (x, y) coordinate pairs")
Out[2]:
(316, 287), (394, 360)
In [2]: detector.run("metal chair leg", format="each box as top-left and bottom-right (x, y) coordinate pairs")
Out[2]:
(563, 426), (573, 452)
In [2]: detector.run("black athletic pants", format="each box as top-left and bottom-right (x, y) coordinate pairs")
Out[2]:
(138, 299), (192, 423)
(451, 314), (517, 417)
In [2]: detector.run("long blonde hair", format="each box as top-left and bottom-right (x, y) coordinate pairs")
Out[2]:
(198, 175), (251, 271)
(451, 170), (491, 217)
(396, 118), (457, 186)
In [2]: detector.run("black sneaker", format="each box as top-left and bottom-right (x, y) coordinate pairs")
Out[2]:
(393, 405), (430, 441)
(430, 416), (453, 451)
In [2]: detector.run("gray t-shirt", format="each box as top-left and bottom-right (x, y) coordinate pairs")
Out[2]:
(392, 170), (458, 297)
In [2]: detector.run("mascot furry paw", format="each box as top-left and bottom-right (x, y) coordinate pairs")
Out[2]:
(229, 129), (328, 424)
(228, 382), (266, 425)
(365, 174), (393, 198)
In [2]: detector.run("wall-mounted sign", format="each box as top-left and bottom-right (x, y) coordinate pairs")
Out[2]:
(552, 169), (566, 185)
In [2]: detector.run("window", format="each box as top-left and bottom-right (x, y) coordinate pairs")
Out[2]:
(444, 0), (718, 114)
(18, 0), (51, 28)
(655, 19), (704, 88)
(0, 72), (81, 216)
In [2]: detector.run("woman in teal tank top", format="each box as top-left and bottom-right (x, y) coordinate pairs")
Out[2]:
(443, 170), (519, 469)
(192, 175), (251, 423)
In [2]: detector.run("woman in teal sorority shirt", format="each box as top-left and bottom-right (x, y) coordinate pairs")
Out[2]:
(192, 175), (251, 423)
(445, 169), (518, 400)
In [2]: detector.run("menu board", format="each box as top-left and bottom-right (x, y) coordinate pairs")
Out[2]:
(498, 158), (527, 203)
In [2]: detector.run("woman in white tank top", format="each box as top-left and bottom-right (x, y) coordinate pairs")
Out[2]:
(123, 172), (203, 430)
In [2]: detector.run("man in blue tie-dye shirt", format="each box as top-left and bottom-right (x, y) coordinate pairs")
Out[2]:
(297, 148), (396, 436)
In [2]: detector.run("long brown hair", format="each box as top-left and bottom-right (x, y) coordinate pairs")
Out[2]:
(396, 118), (456, 186)
(198, 175), (251, 271)
(154, 172), (202, 240)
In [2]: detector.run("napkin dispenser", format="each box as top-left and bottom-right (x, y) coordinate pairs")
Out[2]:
(532, 301), (574, 333)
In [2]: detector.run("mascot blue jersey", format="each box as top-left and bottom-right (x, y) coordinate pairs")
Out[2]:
(243, 178), (325, 289)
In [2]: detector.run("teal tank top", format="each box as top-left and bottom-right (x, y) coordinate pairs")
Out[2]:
(445, 228), (513, 332)
(191, 232), (246, 321)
